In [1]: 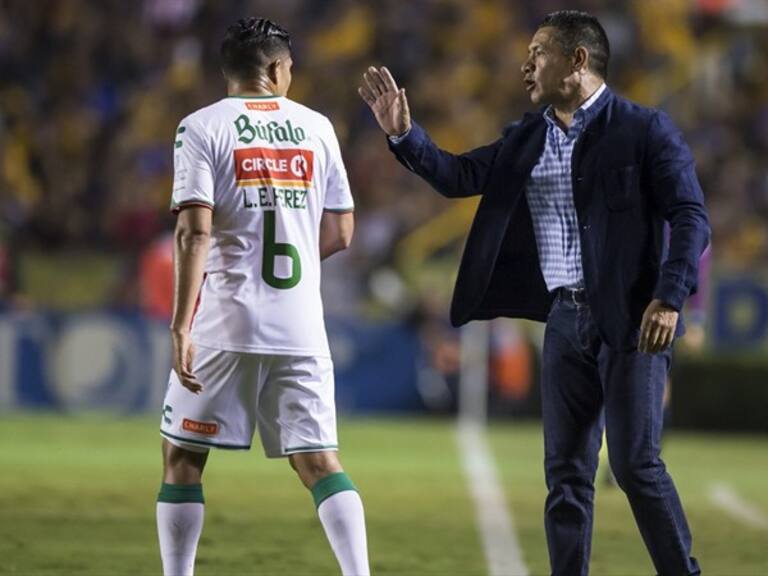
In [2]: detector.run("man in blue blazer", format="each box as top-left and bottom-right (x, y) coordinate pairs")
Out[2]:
(359, 10), (707, 576)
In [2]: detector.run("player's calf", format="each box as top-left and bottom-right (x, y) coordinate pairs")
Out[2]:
(157, 440), (209, 576)
(291, 451), (370, 576)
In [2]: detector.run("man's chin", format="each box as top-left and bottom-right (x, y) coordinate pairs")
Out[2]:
(529, 91), (554, 107)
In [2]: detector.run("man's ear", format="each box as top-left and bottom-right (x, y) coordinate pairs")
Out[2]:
(573, 46), (589, 73)
(266, 60), (280, 85)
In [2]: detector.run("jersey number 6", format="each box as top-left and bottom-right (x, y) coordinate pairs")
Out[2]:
(262, 211), (302, 289)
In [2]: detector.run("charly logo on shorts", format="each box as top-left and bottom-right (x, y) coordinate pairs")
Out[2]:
(182, 418), (219, 435)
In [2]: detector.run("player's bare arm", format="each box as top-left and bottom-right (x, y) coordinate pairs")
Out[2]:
(319, 210), (354, 260)
(358, 66), (411, 137)
(170, 205), (212, 394)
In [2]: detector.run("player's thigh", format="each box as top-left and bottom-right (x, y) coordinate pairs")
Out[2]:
(160, 344), (263, 452)
(256, 355), (338, 459)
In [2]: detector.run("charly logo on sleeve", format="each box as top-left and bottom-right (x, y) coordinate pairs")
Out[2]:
(234, 115), (306, 146)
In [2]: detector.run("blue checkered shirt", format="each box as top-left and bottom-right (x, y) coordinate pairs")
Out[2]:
(525, 83), (609, 292)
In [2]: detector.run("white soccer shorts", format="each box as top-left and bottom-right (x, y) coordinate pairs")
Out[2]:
(159, 345), (338, 457)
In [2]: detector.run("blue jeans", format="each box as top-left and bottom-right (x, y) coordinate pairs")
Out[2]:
(542, 294), (700, 576)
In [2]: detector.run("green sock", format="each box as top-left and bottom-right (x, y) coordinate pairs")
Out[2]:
(157, 483), (205, 504)
(311, 472), (357, 508)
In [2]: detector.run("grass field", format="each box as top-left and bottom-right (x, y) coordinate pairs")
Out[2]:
(1, 415), (766, 575)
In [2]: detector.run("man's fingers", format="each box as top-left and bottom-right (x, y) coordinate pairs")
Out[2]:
(380, 66), (399, 92)
(181, 379), (203, 394)
(648, 322), (663, 353)
(363, 71), (381, 96)
(174, 344), (201, 391)
(175, 361), (196, 380)
(659, 326), (675, 352)
(661, 329), (674, 351)
(358, 85), (375, 106)
(367, 67), (390, 95)
(178, 367), (203, 393)
(399, 88), (409, 113)
(173, 363), (202, 393)
(179, 365), (196, 379)
(171, 331), (201, 393)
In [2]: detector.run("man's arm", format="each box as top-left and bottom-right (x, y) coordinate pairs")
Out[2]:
(170, 205), (212, 393)
(639, 110), (710, 354)
(320, 210), (354, 260)
(647, 110), (710, 310)
(358, 66), (502, 199)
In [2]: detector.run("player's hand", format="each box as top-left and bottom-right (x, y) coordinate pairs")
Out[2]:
(358, 66), (411, 137)
(171, 328), (203, 394)
(639, 299), (678, 354)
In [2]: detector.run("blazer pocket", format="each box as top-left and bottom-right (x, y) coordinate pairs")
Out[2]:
(603, 165), (639, 212)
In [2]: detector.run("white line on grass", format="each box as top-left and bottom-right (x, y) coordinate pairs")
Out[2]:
(457, 421), (529, 576)
(709, 482), (768, 530)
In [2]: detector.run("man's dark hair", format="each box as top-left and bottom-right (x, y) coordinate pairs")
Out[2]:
(221, 17), (291, 80)
(540, 10), (610, 80)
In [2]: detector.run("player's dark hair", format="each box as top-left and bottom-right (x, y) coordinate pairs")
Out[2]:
(539, 10), (610, 80)
(221, 17), (291, 80)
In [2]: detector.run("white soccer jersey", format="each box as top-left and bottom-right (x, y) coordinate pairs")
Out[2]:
(171, 95), (354, 357)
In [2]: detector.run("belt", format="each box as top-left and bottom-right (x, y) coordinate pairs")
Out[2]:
(557, 287), (588, 306)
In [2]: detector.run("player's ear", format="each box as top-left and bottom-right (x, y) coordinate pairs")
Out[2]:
(266, 60), (280, 86)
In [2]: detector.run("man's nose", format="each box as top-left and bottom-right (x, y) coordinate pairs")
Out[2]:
(521, 60), (532, 75)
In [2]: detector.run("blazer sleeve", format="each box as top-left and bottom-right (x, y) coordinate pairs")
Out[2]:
(388, 121), (504, 198)
(646, 110), (711, 311)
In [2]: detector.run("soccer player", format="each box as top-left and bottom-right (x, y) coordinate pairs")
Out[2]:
(156, 18), (369, 576)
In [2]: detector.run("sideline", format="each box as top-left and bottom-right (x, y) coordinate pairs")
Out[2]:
(457, 421), (529, 576)
(709, 482), (768, 530)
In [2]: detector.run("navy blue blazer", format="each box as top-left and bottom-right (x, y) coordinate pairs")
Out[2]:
(390, 89), (710, 350)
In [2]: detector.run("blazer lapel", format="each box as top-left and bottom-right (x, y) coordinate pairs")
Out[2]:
(573, 91), (614, 213)
(506, 113), (548, 179)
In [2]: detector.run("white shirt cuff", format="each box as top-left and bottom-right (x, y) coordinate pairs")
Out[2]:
(388, 127), (411, 144)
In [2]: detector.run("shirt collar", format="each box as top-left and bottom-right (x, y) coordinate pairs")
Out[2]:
(544, 83), (609, 131)
(580, 82), (607, 113)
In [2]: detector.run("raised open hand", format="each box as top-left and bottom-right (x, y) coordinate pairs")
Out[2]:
(358, 66), (411, 137)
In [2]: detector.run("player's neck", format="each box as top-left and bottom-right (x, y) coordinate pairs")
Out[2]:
(227, 79), (280, 98)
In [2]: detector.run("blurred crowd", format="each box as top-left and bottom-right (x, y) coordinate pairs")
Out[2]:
(0, 0), (767, 320)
